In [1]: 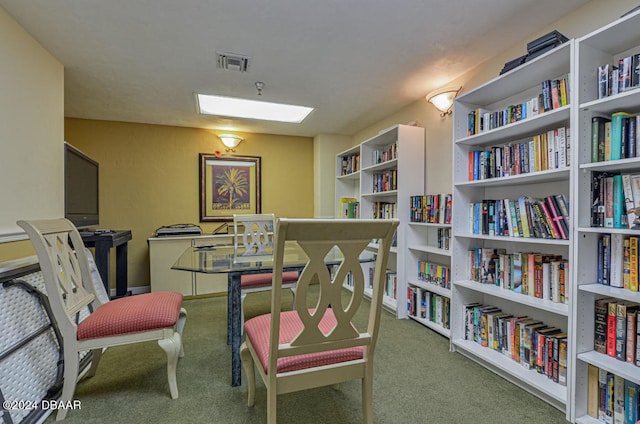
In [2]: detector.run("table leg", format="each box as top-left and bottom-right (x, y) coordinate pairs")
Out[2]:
(93, 243), (111, 296)
(228, 272), (242, 387)
(114, 242), (128, 297)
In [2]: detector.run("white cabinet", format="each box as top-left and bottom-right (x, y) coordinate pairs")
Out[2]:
(572, 8), (640, 424)
(335, 124), (425, 316)
(148, 234), (232, 297)
(450, 41), (574, 418)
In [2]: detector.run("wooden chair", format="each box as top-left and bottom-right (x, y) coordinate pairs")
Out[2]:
(233, 214), (298, 329)
(240, 218), (399, 424)
(17, 219), (187, 421)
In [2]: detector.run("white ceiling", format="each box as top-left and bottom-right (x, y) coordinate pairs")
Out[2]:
(0, 0), (591, 137)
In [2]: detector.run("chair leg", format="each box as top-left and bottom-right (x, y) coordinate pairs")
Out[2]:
(85, 348), (103, 378)
(56, 349), (80, 421)
(362, 369), (373, 424)
(266, 383), (277, 424)
(240, 342), (255, 407)
(158, 332), (182, 399)
(240, 293), (247, 335)
(176, 307), (187, 357)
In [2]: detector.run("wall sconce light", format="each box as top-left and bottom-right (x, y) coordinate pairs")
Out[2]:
(218, 134), (244, 152)
(426, 86), (462, 117)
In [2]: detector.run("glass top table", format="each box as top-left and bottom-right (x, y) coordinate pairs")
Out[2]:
(172, 242), (376, 387)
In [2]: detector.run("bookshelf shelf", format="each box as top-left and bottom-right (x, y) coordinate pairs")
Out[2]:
(578, 282), (640, 303)
(455, 168), (569, 187)
(455, 106), (571, 147)
(571, 8), (640, 423)
(451, 339), (567, 410)
(455, 279), (570, 316)
(409, 315), (451, 338)
(453, 232), (571, 246)
(361, 190), (398, 198)
(451, 38), (573, 419)
(577, 351), (640, 386)
(335, 124), (425, 317)
(361, 158), (398, 173)
(407, 279), (450, 298)
(407, 244), (451, 257)
(336, 171), (360, 181)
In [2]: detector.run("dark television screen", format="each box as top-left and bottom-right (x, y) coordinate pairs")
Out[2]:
(64, 142), (99, 228)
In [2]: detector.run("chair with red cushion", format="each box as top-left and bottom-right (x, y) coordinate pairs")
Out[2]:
(17, 219), (187, 421)
(240, 218), (398, 424)
(233, 214), (297, 329)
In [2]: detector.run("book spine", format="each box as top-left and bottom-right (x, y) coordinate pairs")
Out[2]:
(608, 301), (618, 357)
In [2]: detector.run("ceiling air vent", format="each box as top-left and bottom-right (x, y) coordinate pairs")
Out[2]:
(216, 52), (250, 72)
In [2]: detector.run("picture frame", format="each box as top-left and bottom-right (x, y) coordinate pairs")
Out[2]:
(199, 154), (262, 222)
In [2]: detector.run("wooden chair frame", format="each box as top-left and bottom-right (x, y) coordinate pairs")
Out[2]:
(233, 214), (297, 330)
(17, 219), (187, 420)
(241, 218), (398, 424)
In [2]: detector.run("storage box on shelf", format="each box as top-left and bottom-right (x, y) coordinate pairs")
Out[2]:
(335, 124), (425, 316)
(572, 8), (640, 424)
(451, 40), (574, 417)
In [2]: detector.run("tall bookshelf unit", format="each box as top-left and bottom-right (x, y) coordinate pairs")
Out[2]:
(450, 41), (574, 418)
(572, 9), (640, 424)
(406, 219), (452, 337)
(335, 124), (425, 316)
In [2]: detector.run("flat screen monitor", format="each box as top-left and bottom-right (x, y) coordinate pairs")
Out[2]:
(64, 142), (99, 228)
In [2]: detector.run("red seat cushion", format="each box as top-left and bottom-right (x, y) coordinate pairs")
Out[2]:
(77, 291), (183, 340)
(244, 309), (363, 374)
(241, 271), (298, 288)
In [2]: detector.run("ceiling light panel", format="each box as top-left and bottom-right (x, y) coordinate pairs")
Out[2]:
(196, 94), (314, 123)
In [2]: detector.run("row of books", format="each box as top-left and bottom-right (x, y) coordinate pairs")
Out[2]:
(435, 227), (451, 251)
(597, 234), (640, 291)
(372, 201), (396, 219)
(468, 248), (568, 303)
(383, 271), (397, 299)
(339, 153), (360, 175)
(409, 193), (452, 224)
(591, 113), (640, 163)
(587, 365), (639, 424)
(591, 172), (640, 229)
(594, 298), (640, 366)
(372, 170), (397, 193)
(464, 304), (567, 385)
(468, 126), (569, 181)
(372, 141), (398, 165)
(466, 76), (569, 136)
(339, 197), (359, 219)
(355, 267), (397, 301)
(417, 260), (450, 289)
(407, 285), (450, 329)
(597, 54), (640, 100)
(469, 194), (570, 240)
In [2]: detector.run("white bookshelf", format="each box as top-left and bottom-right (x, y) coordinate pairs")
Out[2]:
(405, 220), (452, 337)
(450, 40), (574, 418)
(572, 8), (640, 424)
(335, 124), (425, 317)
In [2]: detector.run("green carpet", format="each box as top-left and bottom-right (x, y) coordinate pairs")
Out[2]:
(47, 290), (570, 423)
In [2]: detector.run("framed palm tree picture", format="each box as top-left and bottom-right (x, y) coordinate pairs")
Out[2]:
(199, 154), (261, 222)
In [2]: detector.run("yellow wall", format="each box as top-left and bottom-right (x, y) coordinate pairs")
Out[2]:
(64, 118), (314, 288)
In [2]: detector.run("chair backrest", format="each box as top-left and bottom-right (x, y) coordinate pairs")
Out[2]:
(233, 214), (275, 258)
(268, 218), (398, 373)
(17, 219), (105, 338)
